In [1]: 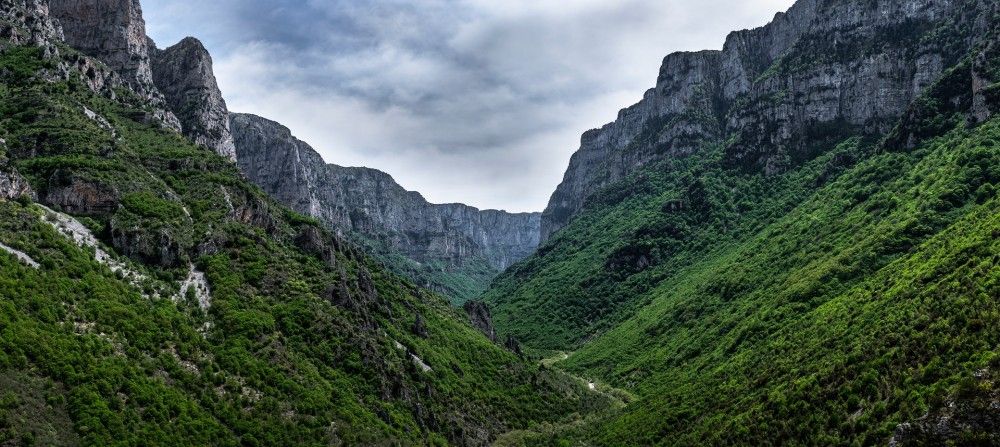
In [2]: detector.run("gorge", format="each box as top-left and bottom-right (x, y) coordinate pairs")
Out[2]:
(1, 0), (999, 445)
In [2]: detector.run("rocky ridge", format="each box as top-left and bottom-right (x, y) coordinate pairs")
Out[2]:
(1, 0), (134, 107)
(150, 37), (237, 160)
(230, 113), (541, 300)
(47, 0), (154, 94)
(26, 0), (532, 297)
(46, 0), (235, 158)
(541, 0), (997, 241)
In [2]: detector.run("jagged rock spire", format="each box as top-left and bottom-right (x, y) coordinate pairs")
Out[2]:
(150, 37), (237, 161)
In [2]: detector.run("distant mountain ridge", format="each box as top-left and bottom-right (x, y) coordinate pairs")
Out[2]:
(230, 113), (541, 303)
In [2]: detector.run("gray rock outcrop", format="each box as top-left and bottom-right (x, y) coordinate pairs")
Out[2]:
(150, 37), (237, 160)
(49, 0), (150, 97)
(0, 168), (33, 201)
(0, 138), (34, 201)
(541, 0), (996, 241)
(230, 113), (540, 293)
(463, 301), (497, 342)
(48, 0), (181, 131)
(1, 0), (129, 104)
(0, 0), (63, 47)
(42, 172), (118, 215)
(47, 0), (246, 154)
(888, 370), (1000, 446)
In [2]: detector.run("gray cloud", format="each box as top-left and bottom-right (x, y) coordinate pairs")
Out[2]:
(145, 0), (795, 212)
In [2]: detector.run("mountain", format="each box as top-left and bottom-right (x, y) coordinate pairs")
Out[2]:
(149, 37), (237, 161)
(6, 0), (1000, 444)
(50, 0), (514, 303)
(483, 0), (1000, 444)
(497, 0), (995, 349)
(0, 0), (604, 444)
(49, 0), (236, 160)
(540, 0), (993, 241)
(230, 113), (541, 304)
(47, 0), (181, 131)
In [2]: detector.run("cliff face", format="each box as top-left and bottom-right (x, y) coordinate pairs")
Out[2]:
(541, 0), (994, 241)
(150, 37), (237, 160)
(0, 0), (62, 46)
(231, 113), (540, 299)
(47, 0), (182, 131)
(47, 0), (236, 156)
(48, 0), (152, 89)
(1, 0), (135, 108)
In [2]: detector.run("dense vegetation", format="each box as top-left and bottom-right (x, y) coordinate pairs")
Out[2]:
(0, 39), (604, 445)
(4, 1), (999, 445)
(353, 235), (499, 306)
(484, 24), (1000, 446)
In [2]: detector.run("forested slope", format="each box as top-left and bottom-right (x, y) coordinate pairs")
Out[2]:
(0, 2), (603, 445)
(484, 2), (1000, 444)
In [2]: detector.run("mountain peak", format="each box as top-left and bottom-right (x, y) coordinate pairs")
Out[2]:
(150, 35), (237, 160)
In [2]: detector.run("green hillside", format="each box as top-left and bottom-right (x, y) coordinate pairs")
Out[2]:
(484, 24), (1000, 446)
(0, 39), (604, 445)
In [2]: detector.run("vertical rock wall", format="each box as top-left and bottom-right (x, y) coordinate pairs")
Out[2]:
(150, 37), (237, 160)
(540, 0), (994, 241)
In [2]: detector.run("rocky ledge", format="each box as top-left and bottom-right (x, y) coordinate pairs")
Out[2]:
(150, 37), (237, 160)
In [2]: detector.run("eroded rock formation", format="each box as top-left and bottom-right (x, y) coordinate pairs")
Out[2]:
(49, 0), (156, 98)
(541, 0), (996, 241)
(463, 301), (497, 342)
(230, 113), (541, 282)
(150, 37), (237, 160)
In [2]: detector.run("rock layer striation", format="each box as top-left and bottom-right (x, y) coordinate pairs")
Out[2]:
(541, 0), (996, 241)
(231, 113), (540, 300)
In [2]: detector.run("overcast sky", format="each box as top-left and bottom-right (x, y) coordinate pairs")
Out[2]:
(144, 0), (796, 212)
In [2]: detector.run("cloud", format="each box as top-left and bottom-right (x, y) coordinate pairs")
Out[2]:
(144, 0), (796, 212)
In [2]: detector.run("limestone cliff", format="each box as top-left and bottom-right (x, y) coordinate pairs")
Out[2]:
(48, 0), (182, 131)
(150, 37), (237, 160)
(1, 0), (127, 102)
(541, 0), (996, 241)
(230, 113), (540, 301)
(0, 0), (62, 47)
